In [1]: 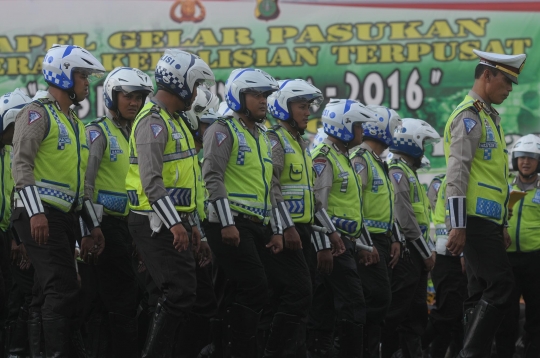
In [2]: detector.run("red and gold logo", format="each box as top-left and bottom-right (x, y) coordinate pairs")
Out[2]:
(170, 0), (206, 23)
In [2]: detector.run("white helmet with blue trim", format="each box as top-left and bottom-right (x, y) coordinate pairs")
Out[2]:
(155, 49), (215, 103)
(321, 99), (378, 143)
(364, 105), (402, 147)
(0, 89), (32, 135)
(390, 118), (440, 159)
(217, 101), (233, 117)
(42, 44), (105, 91)
(224, 68), (278, 113)
(311, 127), (327, 151)
(184, 87), (219, 130)
(267, 79), (323, 121)
(419, 155), (431, 170)
(103, 67), (154, 111)
(511, 134), (540, 172)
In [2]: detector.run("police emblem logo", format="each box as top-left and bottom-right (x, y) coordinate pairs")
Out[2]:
(150, 124), (164, 138)
(463, 118), (477, 135)
(392, 172), (403, 183)
(354, 162), (365, 174)
(313, 158), (327, 177)
(433, 182), (441, 193)
(215, 131), (228, 147)
(533, 190), (540, 204)
(28, 110), (41, 124)
(270, 139), (279, 149)
(89, 130), (101, 143)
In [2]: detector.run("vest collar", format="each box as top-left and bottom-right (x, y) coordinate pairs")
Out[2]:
(513, 174), (540, 191)
(359, 142), (383, 162)
(150, 99), (180, 120)
(391, 153), (418, 172)
(323, 138), (348, 156)
(468, 90), (501, 125)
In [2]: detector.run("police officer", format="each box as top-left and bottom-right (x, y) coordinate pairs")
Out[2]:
(266, 79), (322, 356)
(422, 174), (467, 357)
(443, 49), (526, 357)
(308, 99), (377, 357)
(201, 68), (292, 358)
(349, 105), (402, 358)
(11, 44), (105, 357)
(125, 49), (215, 357)
(381, 118), (440, 358)
(0, 89), (32, 356)
(495, 134), (540, 357)
(84, 67), (153, 357)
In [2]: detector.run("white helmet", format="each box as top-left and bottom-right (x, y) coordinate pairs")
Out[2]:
(0, 89), (32, 135)
(311, 127), (327, 151)
(103, 67), (154, 111)
(267, 79), (323, 121)
(419, 155), (431, 170)
(217, 101), (233, 117)
(364, 105), (402, 147)
(155, 49), (215, 103)
(42, 44), (105, 90)
(511, 134), (540, 172)
(33, 90), (50, 100)
(184, 87), (219, 130)
(386, 151), (394, 164)
(224, 68), (278, 112)
(390, 118), (440, 159)
(321, 99), (378, 143)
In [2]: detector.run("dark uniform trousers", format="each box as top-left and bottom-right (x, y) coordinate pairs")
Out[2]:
(495, 250), (540, 357)
(426, 254), (468, 356)
(308, 238), (366, 332)
(463, 217), (514, 310)
(128, 212), (196, 318)
(381, 240), (428, 358)
(12, 206), (79, 320)
(206, 217), (312, 316)
(0, 230), (12, 323)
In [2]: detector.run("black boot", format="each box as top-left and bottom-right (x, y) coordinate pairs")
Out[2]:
(108, 313), (137, 358)
(27, 311), (42, 358)
(141, 302), (182, 358)
(262, 313), (302, 357)
(8, 306), (30, 358)
(338, 320), (363, 358)
(363, 325), (381, 358)
(459, 300), (504, 358)
(41, 317), (70, 358)
(307, 330), (335, 358)
(173, 313), (210, 358)
(222, 304), (261, 358)
(197, 318), (223, 358)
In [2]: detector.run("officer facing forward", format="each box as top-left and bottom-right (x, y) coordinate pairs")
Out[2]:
(125, 49), (215, 357)
(443, 49), (526, 357)
(11, 44), (105, 357)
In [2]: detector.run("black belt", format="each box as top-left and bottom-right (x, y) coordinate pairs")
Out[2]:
(236, 213), (263, 224)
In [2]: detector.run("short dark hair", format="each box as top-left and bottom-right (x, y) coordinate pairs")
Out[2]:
(474, 64), (499, 79)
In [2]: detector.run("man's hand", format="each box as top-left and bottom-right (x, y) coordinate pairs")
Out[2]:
(317, 249), (333, 275)
(30, 214), (49, 245)
(197, 241), (212, 268)
(191, 226), (202, 253)
(388, 242), (401, 269)
(329, 232), (345, 256)
(266, 235), (283, 254)
(284, 227), (302, 251)
(80, 236), (97, 264)
(10, 239), (20, 265)
(90, 227), (105, 256)
(424, 251), (436, 271)
(19, 244), (31, 270)
(460, 256), (466, 274)
(371, 246), (380, 264)
(446, 228), (466, 256)
(171, 224), (189, 252)
(221, 226), (240, 247)
(503, 227), (512, 250)
(358, 250), (374, 266)
(508, 208), (513, 220)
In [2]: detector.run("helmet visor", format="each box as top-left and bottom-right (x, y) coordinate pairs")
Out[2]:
(113, 85), (153, 95)
(74, 67), (105, 83)
(513, 151), (540, 161)
(423, 137), (440, 148)
(288, 93), (324, 108)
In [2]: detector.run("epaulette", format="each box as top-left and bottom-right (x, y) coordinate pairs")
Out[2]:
(471, 100), (483, 114)
(352, 147), (366, 157)
(271, 124), (281, 131)
(36, 97), (52, 105)
(149, 104), (161, 115)
(89, 116), (106, 125)
(434, 173), (446, 180)
(217, 117), (229, 125)
(256, 122), (268, 132)
(318, 144), (330, 157)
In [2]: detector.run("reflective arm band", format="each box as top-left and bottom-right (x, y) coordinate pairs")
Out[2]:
(151, 196), (182, 230)
(361, 222), (373, 246)
(270, 207), (283, 236)
(277, 202), (294, 230)
(18, 185), (44, 218)
(186, 213), (197, 227)
(80, 199), (101, 231)
(448, 196), (467, 229)
(315, 209), (336, 234)
(79, 217), (91, 238)
(428, 237), (436, 252)
(311, 230), (331, 252)
(411, 236), (432, 260)
(391, 221), (405, 243)
(355, 238), (373, 252)
(213, 198), (235, 228)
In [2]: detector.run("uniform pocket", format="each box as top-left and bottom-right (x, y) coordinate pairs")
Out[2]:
(289, 163), (303, 182)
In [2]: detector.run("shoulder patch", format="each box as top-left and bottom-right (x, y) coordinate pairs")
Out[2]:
(313, 158), (327, 177)
(215, 131), (228, 146)
(89, 130), (101, 143)
(28, 110), (42, 125)
(463, 118), (477, 135)
(392, 172), (403, 183)
(270, 138), (279, 149)
(433, 182), (441, 193)
(354, 162), (365, 174)
(150, 123), (164, 138)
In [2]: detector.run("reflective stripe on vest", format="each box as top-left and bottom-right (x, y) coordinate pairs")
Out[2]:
(508, 181), (540, 252)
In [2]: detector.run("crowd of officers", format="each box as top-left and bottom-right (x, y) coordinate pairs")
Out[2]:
(0, 43), (536, 358)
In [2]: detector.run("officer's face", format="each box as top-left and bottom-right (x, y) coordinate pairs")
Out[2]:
(485, 70), (513, 105)
(245, 91), (268, 119)
(117, 91), (144, 121)
(518, 156), (539, 177)
(290, 101), (310, 130)
(350, 122), (364, 147)
(72, 71), (90, 102)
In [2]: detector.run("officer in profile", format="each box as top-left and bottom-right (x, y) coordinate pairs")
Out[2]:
(443, 49), (526, 357)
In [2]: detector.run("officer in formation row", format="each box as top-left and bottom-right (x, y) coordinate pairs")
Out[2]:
(0, 43), (535, 358)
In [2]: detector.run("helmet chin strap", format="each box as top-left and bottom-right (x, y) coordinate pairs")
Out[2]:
(68, 90), (80, 106)
(289, 118), (305, 135)
(244, 108), (265, 123)
(519, 171), (537, 180)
